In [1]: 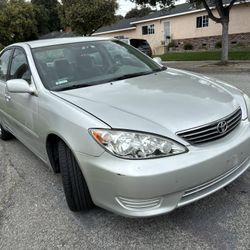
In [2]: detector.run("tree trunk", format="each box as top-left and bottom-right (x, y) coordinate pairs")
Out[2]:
(221, 21), (229, 64)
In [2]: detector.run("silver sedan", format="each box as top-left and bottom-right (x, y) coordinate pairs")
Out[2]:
(0, 37), (249, 217)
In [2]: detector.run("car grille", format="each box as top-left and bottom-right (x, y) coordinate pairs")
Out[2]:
(177, 108), (242, 145)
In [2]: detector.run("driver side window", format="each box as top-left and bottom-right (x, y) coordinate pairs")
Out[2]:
(10, 49), (31, 83)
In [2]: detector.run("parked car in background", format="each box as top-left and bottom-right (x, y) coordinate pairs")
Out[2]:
(0, 37), (250, 218)
(118, 37), (153, 57)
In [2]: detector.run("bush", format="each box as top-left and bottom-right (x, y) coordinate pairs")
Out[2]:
(167, 41), (176, 49)
(215, 41), (222, 49)
(232, 42), (246, 49)
(184, 43), (193, 50)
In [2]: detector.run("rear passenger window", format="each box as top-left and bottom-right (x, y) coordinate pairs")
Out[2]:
(0, 49), (12, 82)
(10, 49), (31, 83)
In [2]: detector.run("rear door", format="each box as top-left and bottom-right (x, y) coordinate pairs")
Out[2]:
(0, 48), (13, 127)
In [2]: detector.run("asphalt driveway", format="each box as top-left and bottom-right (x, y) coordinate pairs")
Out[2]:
(0, 72), (249, 250)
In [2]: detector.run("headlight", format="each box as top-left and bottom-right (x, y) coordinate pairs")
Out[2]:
(243, 93), (250, 120)
(90, 129), (187, 159)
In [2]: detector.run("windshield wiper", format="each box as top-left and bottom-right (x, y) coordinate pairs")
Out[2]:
(52, 68), (167, 91)
(153, 66), (167, 72)
(110, 71), (155, 82)
(53, 78), (113, 91)
(53, 84), (93, 92)
(109, 68), (167, 82)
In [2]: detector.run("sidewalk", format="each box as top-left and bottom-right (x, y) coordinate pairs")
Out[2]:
(163, 60), (250, 73)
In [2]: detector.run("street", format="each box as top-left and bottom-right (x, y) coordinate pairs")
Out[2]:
(0, 72), (249, 250)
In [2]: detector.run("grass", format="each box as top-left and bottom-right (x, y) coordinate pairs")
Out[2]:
(159, 50), (250, 61)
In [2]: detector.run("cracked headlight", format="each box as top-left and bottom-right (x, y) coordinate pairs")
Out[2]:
(90, 129), (188, 159)
(243, 93), (250, 120)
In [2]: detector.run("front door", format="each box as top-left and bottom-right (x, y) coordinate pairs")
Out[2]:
(5, 48), (42, 158)
(164, 21), (171, 45)
(0, 49), (12, 127)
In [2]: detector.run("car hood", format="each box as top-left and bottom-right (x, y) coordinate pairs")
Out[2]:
(53, 68), (240, 135)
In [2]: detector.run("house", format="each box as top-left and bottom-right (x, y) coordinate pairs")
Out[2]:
(93, 1), (250, 55)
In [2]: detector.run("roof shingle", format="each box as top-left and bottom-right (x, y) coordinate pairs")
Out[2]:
(95, 0), (236, 34)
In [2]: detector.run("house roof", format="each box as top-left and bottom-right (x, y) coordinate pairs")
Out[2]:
(130, 4), (198, 24)
(129, 0), (235, 24)
(94, 0), (240, 35)
(95, 18), (137, 34)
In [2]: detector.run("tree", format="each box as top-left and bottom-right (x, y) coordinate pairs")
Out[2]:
(131, 0), (245, 64)
(31, 0), (61, 32)
(60, 0), (118, 36)
(0, 0), (38, 46)
(0, 0), (7, 7)
(32, 4), (50, 35)
(116, 15), (124, 21)
(125, 7), (154, 19)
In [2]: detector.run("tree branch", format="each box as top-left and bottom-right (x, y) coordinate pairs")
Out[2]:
(228, 0), (237, 10)
(215, 0), (224, 17)
(89, 23), (104, 36)
(201, 0), (221, 23)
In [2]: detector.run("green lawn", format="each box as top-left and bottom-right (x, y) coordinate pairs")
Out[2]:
(159, 50), (250, 61)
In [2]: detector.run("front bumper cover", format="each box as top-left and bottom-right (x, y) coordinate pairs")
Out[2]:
(75, 120), (250, 217)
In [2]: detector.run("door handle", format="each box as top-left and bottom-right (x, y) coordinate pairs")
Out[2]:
(5, 94), (11, 102)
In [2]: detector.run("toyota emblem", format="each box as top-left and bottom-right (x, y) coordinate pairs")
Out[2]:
(217, 121), (228, 134)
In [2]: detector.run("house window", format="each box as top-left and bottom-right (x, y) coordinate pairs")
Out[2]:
(196, 15), (209, 28)
(142, 24), (155, 35)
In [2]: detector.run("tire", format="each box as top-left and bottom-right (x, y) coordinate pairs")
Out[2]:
(0, 124), (13, 141)
(58, 141), (94, 212)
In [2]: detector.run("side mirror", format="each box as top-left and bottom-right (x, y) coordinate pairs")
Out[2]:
(6, 79), (35, 94)
(153, 57), (163, 65)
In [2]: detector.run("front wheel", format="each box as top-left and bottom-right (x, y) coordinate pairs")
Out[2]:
(58, 141), (94, 212)
(0, 124), (13, 141)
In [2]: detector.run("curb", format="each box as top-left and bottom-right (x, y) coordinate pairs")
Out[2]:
(162, 61), (250, 73)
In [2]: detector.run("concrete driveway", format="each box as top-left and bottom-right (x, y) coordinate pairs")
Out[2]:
(0, 72), (249, 250)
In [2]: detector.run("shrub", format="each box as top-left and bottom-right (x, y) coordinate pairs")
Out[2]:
(215, 41), (222, 49)
(167, 41), (176, 49)
(184, 43), (193, 50)
(232, 42), (246, 49)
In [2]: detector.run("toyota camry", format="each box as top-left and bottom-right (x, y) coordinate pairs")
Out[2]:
(0, 37), (249, 217)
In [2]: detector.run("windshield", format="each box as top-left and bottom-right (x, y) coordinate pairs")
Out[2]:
(32, 40), (162, 91)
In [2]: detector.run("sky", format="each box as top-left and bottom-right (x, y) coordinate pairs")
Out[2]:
(117, 0), (186, 16)
(117, 0), (137, 16)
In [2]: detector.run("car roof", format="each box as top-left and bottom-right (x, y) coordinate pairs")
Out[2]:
(11, 37), (112, 49)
